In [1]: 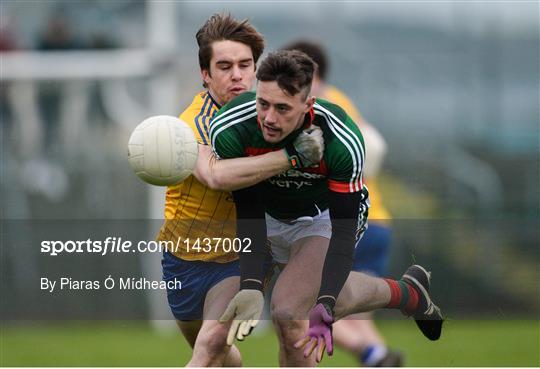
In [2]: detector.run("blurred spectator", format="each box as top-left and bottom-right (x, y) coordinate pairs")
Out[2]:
(1, 16), (17, 149)
(87, 31), (117, 125)
(88, 32), (117, 49)
(38, 16), (80, 50)
(37, 15), (81, 151)
(0, 21), (17, 51)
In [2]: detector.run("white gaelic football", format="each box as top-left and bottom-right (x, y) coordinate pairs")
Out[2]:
(128, 115), (198, 186)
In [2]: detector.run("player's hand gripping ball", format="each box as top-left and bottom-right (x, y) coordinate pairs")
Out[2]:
(128, 116), (198, 186)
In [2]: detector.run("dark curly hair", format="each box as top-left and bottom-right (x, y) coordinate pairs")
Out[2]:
(256, 50), (315, 98)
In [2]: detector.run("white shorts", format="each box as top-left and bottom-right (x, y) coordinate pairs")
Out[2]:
(265, 210), (332, 264)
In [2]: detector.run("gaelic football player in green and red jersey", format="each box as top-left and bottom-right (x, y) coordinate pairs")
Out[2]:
(212, 50), (443, 366)
(159, 14), (325, 367)
(282, 39), (403, 367)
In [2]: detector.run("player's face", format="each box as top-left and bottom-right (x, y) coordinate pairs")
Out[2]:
(202, 40), (256, 106)
(256, 81), (314, 144)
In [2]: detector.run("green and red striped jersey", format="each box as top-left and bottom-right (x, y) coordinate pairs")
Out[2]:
(209, 91), (369, 220)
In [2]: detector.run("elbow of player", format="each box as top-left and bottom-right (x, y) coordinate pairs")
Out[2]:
(204, 172), (232, 192)
(206, 177), (224, 191)
(192, 155), (227, 191)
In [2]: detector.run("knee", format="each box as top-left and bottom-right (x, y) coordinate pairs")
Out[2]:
(271, 304), (306, 344)
(194, 323), (230, 359)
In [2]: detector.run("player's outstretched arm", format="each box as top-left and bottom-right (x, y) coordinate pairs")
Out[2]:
(219, 185), (267, 344)
(194, 146), (290, 191)
(196, 125), (325, 191)
(295, 190), (367, 363)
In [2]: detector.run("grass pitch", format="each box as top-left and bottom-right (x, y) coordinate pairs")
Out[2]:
(1, 319), (538, 366)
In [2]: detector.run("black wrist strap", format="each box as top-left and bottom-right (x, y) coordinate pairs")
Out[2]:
(241, 279), (264, 291)
(284, 142), (301, 169)
(317, 296), (336, 316)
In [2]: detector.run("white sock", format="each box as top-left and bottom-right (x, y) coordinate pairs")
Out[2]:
(361, 345), (388, 366)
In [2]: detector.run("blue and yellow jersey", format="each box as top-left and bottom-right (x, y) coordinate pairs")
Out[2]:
(322, 86), (391, 224)
(156, 91), (238, 263)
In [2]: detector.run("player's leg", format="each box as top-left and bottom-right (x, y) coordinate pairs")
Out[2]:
(333, 223), (403, 366)
(334, 266), (443, 341)
(176, 320), (203, 347)
(207, 276), (242, 368)
(162, 251), (208, 355)
(333, 313), (384, 353)
(270, 235), (329, 366)
(333, 223), (391, 348)
(174, 296), (242, 367)
(163, 252), (242, 365)
(333, 315), (403, 366)
(334, 270), (392, 317)
(177, 319), (243, 366)
(188, 267), (242, 366)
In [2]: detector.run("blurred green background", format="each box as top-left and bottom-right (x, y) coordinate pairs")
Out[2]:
(2, 320), (538, 367)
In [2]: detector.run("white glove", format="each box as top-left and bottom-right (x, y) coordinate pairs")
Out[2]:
(285, 125), (324, 168)
(219, 289), (264, 345)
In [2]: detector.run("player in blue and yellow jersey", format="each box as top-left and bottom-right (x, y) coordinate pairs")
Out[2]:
(161, 91), (238, 263)
(282, 40), (403, 366)
(156, 14), (324, 366)
(157, 14), (269, 366)
(212, 50), (443, 365)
